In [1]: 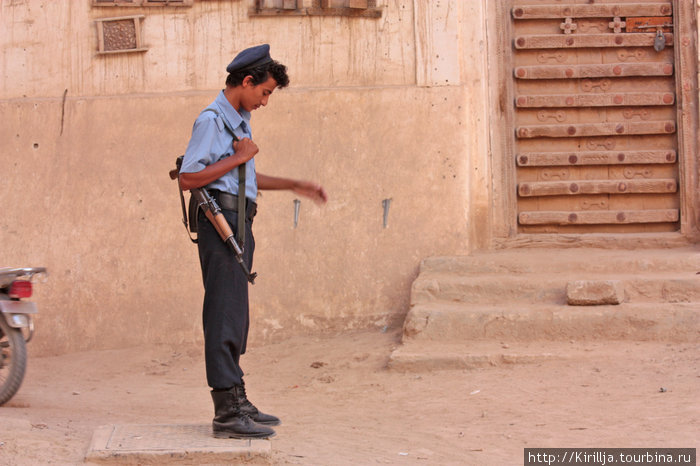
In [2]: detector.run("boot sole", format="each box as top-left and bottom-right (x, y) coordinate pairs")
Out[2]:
(255, 419), (281, 426)
(212, 430), (276, 439)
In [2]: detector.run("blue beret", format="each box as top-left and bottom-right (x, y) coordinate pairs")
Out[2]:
(226, 44), (272, 73)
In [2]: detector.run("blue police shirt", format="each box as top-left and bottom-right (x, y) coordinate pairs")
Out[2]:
(180, 91), (258, 200)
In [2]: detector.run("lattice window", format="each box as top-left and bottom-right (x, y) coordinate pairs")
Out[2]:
(142, 0), (193, 6)
(253, 0), (381, 17)
(92, 0), (193, 6)
(92, 0), (139, 5)
(95, 15), (148, 54)
(323, 0), (369, 8)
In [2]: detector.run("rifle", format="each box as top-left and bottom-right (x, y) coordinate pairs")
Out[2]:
(169, 159), (257, 284)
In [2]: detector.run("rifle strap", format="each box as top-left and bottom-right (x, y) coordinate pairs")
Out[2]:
(177, 171), (198, 244)
(237, 157), (246, 248)
(202, 107), (246, 249)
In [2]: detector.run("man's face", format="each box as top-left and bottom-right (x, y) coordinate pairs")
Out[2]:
(241, 75), (278, 112)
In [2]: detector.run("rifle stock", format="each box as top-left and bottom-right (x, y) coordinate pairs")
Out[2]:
(190, 188), (257, 284)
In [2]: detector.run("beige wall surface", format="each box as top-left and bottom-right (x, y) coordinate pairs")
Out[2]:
(1, 0), (490, 354)
(2, 1), (418, 97)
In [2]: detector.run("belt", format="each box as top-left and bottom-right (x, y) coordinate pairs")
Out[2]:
(210, 190), (257, 221)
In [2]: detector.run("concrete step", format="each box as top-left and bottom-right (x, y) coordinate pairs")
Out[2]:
(411, 274), (700, 305)
(420, 247), (700, 275)
(401, 301), (699, 342)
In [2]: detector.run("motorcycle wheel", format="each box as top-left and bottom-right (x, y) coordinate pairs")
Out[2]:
(0, 316), (27, 406)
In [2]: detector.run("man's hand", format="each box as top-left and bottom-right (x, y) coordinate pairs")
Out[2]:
(179, 138), (258, 191)
(292, 181), (328, 205)
(233, 138), (259, 164)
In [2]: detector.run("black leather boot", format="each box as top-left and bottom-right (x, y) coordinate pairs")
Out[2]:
(211, 388), (276, 439)
(235, 383), (281, 426)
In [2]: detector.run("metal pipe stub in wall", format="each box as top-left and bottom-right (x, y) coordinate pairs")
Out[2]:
(382, 198), (392, 228)
(293, 199), (300, 228)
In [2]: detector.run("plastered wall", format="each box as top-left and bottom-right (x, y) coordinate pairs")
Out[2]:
(0, 0), (490, 354)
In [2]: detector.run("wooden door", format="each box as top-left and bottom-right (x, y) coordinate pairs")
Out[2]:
(511, 0), (680, 234)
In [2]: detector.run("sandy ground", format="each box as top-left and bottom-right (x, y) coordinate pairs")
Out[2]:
(0, 328), (698, 465)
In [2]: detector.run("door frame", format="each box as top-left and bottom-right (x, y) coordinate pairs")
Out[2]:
(485, 0), (699, 249)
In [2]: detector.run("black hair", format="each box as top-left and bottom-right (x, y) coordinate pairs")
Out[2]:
(225, 60), (289, 89)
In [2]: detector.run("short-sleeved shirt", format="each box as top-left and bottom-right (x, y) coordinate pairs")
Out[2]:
(180, 90), (258, 200)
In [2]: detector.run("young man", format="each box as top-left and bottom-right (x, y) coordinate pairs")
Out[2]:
(179, 44), (327, 439)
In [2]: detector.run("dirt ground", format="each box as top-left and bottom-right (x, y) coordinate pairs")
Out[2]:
(0, 328), (698, 465)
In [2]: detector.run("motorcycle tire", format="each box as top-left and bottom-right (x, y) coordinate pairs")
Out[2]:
(0, 316), (28, 406)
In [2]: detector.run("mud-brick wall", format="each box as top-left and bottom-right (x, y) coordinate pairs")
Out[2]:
(0, 1), (491, 355)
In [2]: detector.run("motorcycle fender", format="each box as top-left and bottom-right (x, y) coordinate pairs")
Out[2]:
(0, 301), (38, 315)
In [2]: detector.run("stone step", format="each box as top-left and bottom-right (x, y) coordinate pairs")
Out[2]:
(411, 274), (700, 305)
(393, 248), (700, 370)
(388, 340), (565, 372)
(420, 247), (700, 275)
(402, 301), (699, 342)
(411, 274), (568, 305)
(388, 340), (682, 372)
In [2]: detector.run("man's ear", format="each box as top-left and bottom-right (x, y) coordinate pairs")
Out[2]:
(242, 75), (254, 87)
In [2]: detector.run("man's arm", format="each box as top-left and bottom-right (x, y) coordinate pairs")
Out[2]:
(257, 173), (328, 204)
(179, 138), (259, 191)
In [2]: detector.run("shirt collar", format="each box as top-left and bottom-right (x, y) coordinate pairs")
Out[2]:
(214, 90), (251, 134)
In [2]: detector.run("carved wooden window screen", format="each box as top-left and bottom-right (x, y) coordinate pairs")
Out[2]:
(95, 15), (147, 54)
(252, 0), (380, 17)
(511, 1), (679, 234)
(92, 0), (193, 6)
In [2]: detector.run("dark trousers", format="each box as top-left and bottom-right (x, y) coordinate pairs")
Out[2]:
(197, 208), (255, 389)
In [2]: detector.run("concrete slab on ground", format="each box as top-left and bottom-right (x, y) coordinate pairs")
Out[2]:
(85, 423), (271, 464)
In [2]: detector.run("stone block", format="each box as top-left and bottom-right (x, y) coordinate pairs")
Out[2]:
(566, 280), (625, 305)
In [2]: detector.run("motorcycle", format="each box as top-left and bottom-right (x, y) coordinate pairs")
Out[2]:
(0, 267), (47, 406)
